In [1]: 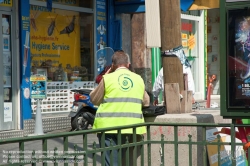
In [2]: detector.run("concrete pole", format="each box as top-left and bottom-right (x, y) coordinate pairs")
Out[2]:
(159, 0), (184, 111)
(34, 100), (44, 135)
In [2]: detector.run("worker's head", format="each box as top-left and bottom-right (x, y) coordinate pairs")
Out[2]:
(111, 50), (130, 71)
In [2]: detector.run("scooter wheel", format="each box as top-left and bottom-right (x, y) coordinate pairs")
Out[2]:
(71, 112), (89, 130)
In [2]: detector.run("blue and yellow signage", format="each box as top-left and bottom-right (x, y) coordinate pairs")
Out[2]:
(0, 0), (12, 7)
(30, 4), (80, 68)
(30, 75), (47, 99)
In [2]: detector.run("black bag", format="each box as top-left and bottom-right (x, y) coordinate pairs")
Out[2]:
(142, 105), (166, 117)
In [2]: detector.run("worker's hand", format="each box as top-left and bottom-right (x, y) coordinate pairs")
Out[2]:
(153, 99), (158, 106)
(192, 97), (195, 104)
(105, 67), (112, 75)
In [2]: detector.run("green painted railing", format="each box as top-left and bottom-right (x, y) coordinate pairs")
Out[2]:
(0, 122), (249, 166)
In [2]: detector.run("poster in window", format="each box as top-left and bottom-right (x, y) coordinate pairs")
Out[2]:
(36, 68), (47, 77)
(3, 76), (11, 87)
(4, 102), (12, 122)
(30, 5), (81, 68)
(3, 34), (10, 51)
(227, 8), (250, 108)
(3, 51), (11, 64)
(206, 128), (247, 166)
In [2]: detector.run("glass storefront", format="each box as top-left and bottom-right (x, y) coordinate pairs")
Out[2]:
(30, 3), (94, 82)
(0, 0), (18, 131)
(28, 0), (94, 114)
(181, 18), (199, 93)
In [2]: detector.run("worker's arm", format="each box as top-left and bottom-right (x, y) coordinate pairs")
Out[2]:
(142, 91), (150, 107)
(90, 79), (105, 106)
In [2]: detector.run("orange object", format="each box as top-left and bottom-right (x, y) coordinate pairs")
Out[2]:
(206, 75), (216, 108)
(213, 127), (241, 140)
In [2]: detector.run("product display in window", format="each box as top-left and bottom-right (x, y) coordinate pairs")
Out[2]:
(30, 5), (94, 81)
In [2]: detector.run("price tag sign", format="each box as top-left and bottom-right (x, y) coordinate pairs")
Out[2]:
(30, 75), (47, 99)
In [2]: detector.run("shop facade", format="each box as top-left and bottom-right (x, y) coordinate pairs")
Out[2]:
(0, 0), (20, 131)
(20, 0), (101, 124)
(0, 0), (221, 133)
(112, 0), (207, 101)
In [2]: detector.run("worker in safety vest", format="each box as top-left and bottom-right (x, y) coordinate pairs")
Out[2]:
(90, 50), (149, 166)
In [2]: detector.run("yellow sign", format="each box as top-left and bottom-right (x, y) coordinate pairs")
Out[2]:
(182, 41), (188, 47)
(30, 6), (80, 68)
(188, 34), (195, 50)
(182, 33), (188, 40)
(0, 0), (12, 7)
(30, 75), (46, 81)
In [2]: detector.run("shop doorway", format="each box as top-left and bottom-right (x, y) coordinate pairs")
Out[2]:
(0, 11), (16, 131)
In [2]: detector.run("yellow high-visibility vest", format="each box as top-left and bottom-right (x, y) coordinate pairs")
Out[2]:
(93, 68), (146, 134)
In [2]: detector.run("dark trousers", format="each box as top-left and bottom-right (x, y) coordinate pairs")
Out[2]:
(97, 133), (131, 166)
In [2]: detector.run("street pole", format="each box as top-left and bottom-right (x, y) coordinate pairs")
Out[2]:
(159, 0), (185, 113)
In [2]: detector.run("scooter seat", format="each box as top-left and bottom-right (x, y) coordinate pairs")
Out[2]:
(71, 89), (92, 95)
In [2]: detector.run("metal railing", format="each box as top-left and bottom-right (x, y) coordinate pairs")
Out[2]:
(0, 122), (249, 166)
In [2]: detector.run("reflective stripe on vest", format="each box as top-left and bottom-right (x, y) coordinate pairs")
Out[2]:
(96, 112), (143, 119)
(103, 97), (142, 104)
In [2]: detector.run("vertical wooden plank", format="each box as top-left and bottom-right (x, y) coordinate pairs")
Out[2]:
(165, 83), (181, 114)
(186, 91), (193, 112)
(162, 56), (184, 92)
(180, 90), (187, 113)
(180, 90), (193, 113)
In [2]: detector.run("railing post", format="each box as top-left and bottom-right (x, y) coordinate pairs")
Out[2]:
(42, 139), (48, 166)
(188, 134), (193, 166)
(147, 125), (151, 166)
(202, 127), (207, 166)
(160, 134), (165, 166)
(231, 120), (236, 166)
(83, 134), (88, 166)
(63, 136), (68, 166)
(174, 126), (178, 166)
(133, 128), (137, 166)
(19, 141), (24, 164)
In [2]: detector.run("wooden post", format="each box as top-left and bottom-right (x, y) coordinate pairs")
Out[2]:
(159, 0), (184, 113)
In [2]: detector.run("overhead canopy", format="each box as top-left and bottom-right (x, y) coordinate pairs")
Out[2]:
(114, 0), (195, 13)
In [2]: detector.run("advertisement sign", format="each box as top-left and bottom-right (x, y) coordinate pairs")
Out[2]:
(30, 75), (47, 99)
(96, 0), (107, 74)
(206, 128), (247, 166)
(30, 5), (80, 68)
(0, 0), (12, 7)
(227, 8), (250, 108)
(4, 102), (12, 122)
(181, 20), (197, 57)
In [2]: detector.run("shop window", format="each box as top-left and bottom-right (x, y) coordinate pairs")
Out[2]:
(2, 14), (12, 102)
(37, 0), (93, 8)
(30, 5), (94, 81)
(181, 19), (199, 92)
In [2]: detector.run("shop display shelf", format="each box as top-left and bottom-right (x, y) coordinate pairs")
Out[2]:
(31, 81), (97, 114)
